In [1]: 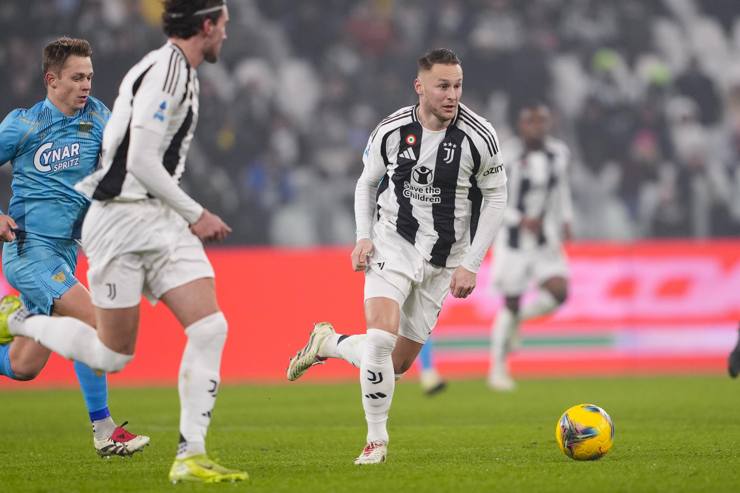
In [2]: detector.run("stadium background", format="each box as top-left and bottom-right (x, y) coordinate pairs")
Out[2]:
(1, 0), (739, 386)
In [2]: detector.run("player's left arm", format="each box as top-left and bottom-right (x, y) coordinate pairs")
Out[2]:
(558, 146), (574, 241)
(0, 111), (21, 241)
(451, 141), (508, 298)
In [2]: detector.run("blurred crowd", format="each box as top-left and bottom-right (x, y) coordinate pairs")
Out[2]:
(1, 0), (740, 244)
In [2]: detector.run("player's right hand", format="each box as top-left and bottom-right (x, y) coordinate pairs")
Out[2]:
(351, 238), (374, 272)
(521, 216), (542, 235)
(0, 215), (17, 242)
(190, 209), (232, 243)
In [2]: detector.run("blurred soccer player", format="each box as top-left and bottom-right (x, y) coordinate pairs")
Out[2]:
(0, 37), (149, 457)
(418, 338), (447, 395)
(0, 1), (246, 483)
(488, 103), (573, 391)
(287, 48), (507, 464)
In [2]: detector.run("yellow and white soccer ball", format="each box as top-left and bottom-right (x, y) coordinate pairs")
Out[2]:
(555, 403), (614, 460)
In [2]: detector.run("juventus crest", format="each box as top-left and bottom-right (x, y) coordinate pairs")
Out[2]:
(442, 142), (458, 164)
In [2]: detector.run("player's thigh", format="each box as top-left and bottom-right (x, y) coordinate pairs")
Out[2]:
(533, 247), (569, 289)
(146, 226), (218, 328)
(392, 335), (424, 375)
(160, 277), (220, 329)
(397, 264), (452, 350)
(87, 253), (146, 353)
(364, 295), (401, 334)
(363, 233), (416, 334)
(2, 237), (79, 316)
(8, 337), (51, 380)
(52, 283), (96, 327)
(492, 247), (531, 296)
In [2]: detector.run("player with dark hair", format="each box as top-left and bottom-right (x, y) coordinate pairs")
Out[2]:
(0, 36), (149, 457)
(0, 1), (247, 483)
(488, 102), (573, 391)
(287, 48), (507, 464)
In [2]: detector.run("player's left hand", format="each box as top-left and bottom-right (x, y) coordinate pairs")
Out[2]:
(450, 266), (476, 298)
(0, 215), (17, 242)
(563, 223), (573, 242)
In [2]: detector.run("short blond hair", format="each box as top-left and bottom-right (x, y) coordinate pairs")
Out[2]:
(42, 37), (92, 76)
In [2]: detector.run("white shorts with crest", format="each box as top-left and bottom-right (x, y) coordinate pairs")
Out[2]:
(81, 199), (214, 309)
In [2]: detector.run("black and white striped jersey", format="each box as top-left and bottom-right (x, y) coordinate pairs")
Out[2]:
(497, 136), (573, 250)
(362, 103), (506, 268)
(76, 42), (198, 202)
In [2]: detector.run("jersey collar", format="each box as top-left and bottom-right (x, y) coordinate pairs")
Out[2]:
(43, 97), (81, 119)
(167, 41), (192, 68)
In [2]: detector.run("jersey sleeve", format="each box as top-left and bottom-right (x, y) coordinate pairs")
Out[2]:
(355, 130), (395, 240)
(362, 129), (394, 182)
(130, 56), (187, 136)
(0, 110), (23, 166)
(475, 125), (506, 189)
(558, 145), (574, 223)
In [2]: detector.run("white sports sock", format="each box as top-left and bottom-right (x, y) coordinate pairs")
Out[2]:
(318, 333), (341, 358)
(334, 334), (366, 368)
(520, 288), (559, 321)
(92, 417), (116, 441)
(490, 308), (517, 379)
(177, 312), (227, 459)
(10, 315), (131, 372)
(360, 329), (397, 444)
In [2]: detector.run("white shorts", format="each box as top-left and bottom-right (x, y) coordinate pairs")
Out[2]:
(491, 244), (569, 296)
(82, 200), (214, 309)
(364, 228), (453, 344)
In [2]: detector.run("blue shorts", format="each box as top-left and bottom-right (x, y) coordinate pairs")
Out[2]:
(2, 232), (79, 315)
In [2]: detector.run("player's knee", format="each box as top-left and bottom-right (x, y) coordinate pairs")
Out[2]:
(95, 340), (134, 373)
(552, 287), (568, 305)
(10, 364), (42, 381)
(546, 283), (568, 304)
(185, 312), (228, 348)
(505, 296), (520, 313)
(393, 358), (414, 375)
(8, 353), (47, 381)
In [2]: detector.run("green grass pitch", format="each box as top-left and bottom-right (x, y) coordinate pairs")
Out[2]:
(1, 376), (739, 492)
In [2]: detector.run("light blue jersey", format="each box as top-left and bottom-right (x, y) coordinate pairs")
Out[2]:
(0, 96), (109, 239)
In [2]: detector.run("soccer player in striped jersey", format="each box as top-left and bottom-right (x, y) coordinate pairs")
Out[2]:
(488, 102), (573, 391)
(0, 37), (149, 457)
(288, 48), (508, 464)
(0, 1), (246, 483)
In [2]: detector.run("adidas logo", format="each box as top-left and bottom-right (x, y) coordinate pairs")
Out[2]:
(399, 147), (416, 161)
(364, 392), (387, 399)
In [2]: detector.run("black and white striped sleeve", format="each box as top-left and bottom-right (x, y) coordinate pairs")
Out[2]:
(474, 123), (506, 190)
(355, 130), (392, 240)
(130, 51), (187, 136)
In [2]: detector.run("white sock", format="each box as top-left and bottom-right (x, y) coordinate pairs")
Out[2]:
(177, 312), (227, 459)
(320, 334), (366, 368)
(92, 417), (116, 441)
(10, 315), (131, 372)
(360, 329), (397, 444)
(490, 308), (517, 379)
(520, 289), (559, 320)
(318, 333), (341, 358)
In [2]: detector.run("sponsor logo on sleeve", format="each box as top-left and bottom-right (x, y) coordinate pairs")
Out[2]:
(153, 101), (167, 121)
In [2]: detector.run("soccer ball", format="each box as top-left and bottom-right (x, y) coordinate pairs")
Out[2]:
(555, 403), (614, 460)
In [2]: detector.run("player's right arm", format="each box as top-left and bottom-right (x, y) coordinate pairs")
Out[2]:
(127, 57), (230, 243)
(351, 131), (390, 271)
(0, 111), (21, 241)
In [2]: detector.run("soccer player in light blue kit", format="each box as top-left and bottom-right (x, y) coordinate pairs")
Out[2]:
(418, 339), (447, 395)
(0, 37), (149, 457)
